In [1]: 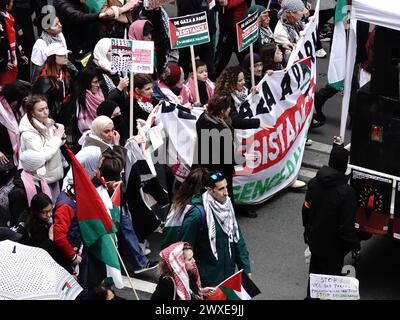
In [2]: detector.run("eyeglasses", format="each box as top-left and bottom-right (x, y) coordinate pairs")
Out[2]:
(209, 172), (224, 181)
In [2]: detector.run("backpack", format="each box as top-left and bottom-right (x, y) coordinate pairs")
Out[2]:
(161, 204), (206, 249)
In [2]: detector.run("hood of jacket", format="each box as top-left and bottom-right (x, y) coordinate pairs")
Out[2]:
(316, 166), (349, 188)
(19, 114), (54, 137)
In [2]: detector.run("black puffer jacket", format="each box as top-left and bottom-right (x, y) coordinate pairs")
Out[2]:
(302, 166), (361, 258)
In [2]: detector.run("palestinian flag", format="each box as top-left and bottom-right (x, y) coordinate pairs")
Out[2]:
(86, 0), (106, 13)
(110, 182), (122, 230)
(160, 205), (190, 250)
(209, 270), (261, 300)
(327, 0), (350, 90)
(67, 148), (123, 289)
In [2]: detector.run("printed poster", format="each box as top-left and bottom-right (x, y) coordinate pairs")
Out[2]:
(350, 170), (392, 235)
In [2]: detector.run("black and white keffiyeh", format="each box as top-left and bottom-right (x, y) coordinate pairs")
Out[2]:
(202, 192), (240, 260)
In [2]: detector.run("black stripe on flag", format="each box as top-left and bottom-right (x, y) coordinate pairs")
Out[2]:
(242, 272), (261, 298)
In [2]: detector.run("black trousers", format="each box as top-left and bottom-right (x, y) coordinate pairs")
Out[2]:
(306, 254), (345, 298)
(214, 29), (248, 78)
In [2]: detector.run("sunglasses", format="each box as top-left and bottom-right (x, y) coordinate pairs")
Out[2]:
(209, 172), (224, 181)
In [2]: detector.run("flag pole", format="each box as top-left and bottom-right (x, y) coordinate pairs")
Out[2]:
(266, 0), (271, 10)
(190, 45), (200, 103)
(250, 43), (255, 88)
(108, 234), (140, 300)
(130, 71), (134, 137)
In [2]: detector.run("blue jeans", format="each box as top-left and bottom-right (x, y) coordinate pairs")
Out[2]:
(117, 204), (148, 271)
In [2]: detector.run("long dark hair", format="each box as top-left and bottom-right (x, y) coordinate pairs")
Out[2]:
(260, 43), (282, 72)
(171, 167), (209, 214)
(25, 193), (53, 235)
(75, 67), (101, 114)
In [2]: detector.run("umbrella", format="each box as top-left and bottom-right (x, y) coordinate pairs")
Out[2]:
(0, 240), (83, 300)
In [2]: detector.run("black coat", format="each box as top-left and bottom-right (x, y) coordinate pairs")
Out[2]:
(176, 0), (216, 36)
(302, 166), (361, 258)
(54, 0), (100, 58)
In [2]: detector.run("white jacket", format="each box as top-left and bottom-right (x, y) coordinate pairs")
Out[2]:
(19, 114), (64, 184)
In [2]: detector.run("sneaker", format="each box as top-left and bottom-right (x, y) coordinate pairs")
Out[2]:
(305, 138), (313, 146)
(319, 35), (331, 42)
(315, 48), (327, 58)
(290, 180), (306, 189)
(134, 261), (159, 274)
(139, 242), (151, 256)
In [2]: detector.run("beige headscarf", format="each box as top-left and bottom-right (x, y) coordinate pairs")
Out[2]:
(91, 115), (114, 138)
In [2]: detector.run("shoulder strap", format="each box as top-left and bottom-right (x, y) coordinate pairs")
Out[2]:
(177, 204), (207, 240)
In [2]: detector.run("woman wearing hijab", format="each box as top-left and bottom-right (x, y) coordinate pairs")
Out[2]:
(128, 19), (158, 75)
(86, 38), (129, 100)
(54, 145), (103, 288)
(80, 115), (126, 184)
(151, 242), (214, 300)
(96, 100), (129, 146)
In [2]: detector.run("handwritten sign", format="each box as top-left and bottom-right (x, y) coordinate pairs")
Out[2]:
(309, 273), (360, 300)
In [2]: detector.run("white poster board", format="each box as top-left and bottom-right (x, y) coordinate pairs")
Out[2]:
(309, 273), (360, 300)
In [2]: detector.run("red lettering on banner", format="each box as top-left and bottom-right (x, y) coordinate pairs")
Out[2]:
(236, 79), (316, 176)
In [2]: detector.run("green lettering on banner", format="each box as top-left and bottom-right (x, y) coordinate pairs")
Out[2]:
(235, 146), (305, 201)
(239, 181), (255, 202)
(252, 178), (270, 199)
(286, 159), (295, 176)
(233, 185), (241, 202)
(293, 146), (301, 164)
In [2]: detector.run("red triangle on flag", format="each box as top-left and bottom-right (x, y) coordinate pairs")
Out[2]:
(218, 270), (242, 292)
(67, 148), (115, 234)
(111, 182), (122, 206)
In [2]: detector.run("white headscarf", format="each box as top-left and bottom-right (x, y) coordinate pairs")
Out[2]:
(62, 146), (102, 190)
(91, 115), (114, 139)
(93, 38), (116, 74)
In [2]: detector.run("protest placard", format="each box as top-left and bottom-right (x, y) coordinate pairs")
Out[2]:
(309, 273), (360, 300)
(168, 12), (210, 49)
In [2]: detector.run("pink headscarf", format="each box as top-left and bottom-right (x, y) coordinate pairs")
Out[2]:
(128, 20), (152, 40)
(0, 97), (23, 166)
(160, 241), (202, 300)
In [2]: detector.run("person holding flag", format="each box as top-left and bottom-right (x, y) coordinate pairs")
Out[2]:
(54, 145), (123, 290)
(151, 242), (215, 300)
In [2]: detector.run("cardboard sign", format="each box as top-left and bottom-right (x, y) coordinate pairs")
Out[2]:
(111, 38), (133, 72)
(131, 40), (154, 74)
(309, 273), (360, 300)
(111, 39), (154, 74)
(168, 12), (210, 49)
(236, 11), (259, 52)
(350, 170), (392, 235)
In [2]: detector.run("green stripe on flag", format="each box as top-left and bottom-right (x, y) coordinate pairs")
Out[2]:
(79, 219), (111, 247)
(220, 287), (241, 300)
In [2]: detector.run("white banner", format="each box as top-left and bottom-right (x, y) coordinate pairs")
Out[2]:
(309, 273), (360, 300)
(232, 14), (318, 204)
(148, 12), (319, 204)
